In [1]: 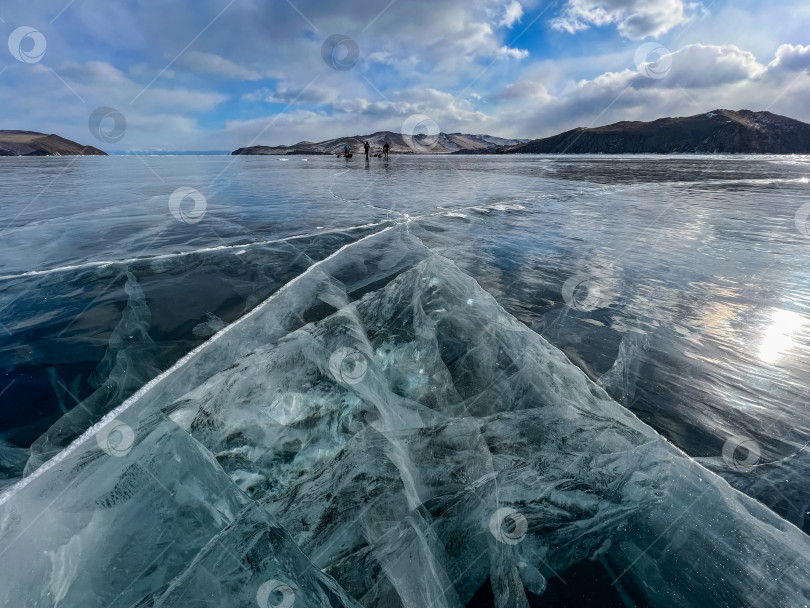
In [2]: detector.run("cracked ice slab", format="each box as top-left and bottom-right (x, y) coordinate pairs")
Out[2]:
(1, 227), (809, 607)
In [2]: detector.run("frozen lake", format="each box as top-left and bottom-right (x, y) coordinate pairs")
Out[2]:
(1, 154), (809, 606)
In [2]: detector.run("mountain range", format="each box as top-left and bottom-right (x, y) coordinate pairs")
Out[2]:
(232, 132), (529, 156)
(3, 110), (810, 156)
(232, 110), (810, 156)
(482, 109), (810, 155)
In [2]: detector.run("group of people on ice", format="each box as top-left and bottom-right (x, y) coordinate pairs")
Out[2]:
(339, 140), (389, 159)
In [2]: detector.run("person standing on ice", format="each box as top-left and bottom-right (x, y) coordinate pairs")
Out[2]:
(383, 140), (390, 160)
(343, 142), (350, 157)
(363, 140), (370, 159)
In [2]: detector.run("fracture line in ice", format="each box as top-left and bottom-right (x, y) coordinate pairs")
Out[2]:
(0, 224), (397, 505)
(0, 200), (527, 500)
(0, 221), (392, 281)
(0, 200), (523, 282)
(328, 167), (408, 217)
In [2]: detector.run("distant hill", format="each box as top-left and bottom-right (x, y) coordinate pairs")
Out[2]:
(475, 110), (810, 155)
(232, 131), (529, 155)
(0, 131), (106, 156)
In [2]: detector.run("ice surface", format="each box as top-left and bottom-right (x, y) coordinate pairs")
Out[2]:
(1, 227), (809, 607)
(0, 440), (27, 491)
(0, 414), (361, 607)
(0, 218), (386, 457)
(24, 272), (162, 475)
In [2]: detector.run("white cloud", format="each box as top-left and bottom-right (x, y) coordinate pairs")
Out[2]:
(768, 44), (810, 72)
(499, 46), (530, 59)
(218, 86), (494, 147)
(552, 0), (692, 40)
(1, 0), (806, 150)
(499, 1), (525, 28)
(498, 80), (551, 100)
(324, 88), (489, 125)
(657, 44), (766, 88)
(54, 60), (229, 111)
(486, 42), (810, 140)
(223, 110), (325, 136)
(557, 44), (767, 93)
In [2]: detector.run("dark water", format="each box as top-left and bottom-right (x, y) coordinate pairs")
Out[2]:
(1, 154), (809, 603)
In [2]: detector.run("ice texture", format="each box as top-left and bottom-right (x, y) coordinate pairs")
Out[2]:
(1, 227), (809, 607)
(24, 272), (162, 476)
(0, 224), (379, 462)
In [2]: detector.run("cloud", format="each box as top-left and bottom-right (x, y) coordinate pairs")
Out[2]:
(54, 60), (229, 111)
(552, 0), (692, 40)
(31, 61), (228, 111)
(0, 0), (806, 150)
(557, 44), (766, 94)
(323, 87), (489, 125)
(179, 51), (264, 80)
(264, 82), (339, 105)
(768, 44), (810, 72)
(499, 1), (525, 28)
(485, 41), (810, 140)
(139, 88), (229, 111)
(499, 46), (530, 59)
(223, 110), (325, 137)
(125, 113), (200, 136)
(222, 86), (493, 147)
(57, 61), (131, 86)
(498, 80), (550, 100)
(217, 87), (494, 148)
(654, 44), (766, 88)
(303, 1), (534, 76)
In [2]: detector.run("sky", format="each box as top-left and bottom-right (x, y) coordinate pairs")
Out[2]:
(1, 0), (809, 151)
